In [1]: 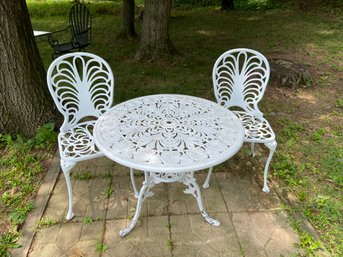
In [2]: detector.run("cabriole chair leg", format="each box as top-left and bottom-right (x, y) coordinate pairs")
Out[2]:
(262, 140), (277, 193)
(202, 166), (213, 189)
(61, 159), (76, 220)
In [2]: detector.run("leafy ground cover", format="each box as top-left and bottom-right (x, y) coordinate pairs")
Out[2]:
(1, 0), (342, 256)
(0, 124), (56, 256)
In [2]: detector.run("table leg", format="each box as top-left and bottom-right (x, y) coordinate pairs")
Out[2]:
(119, 172), (154, 237)
(119, 171), (219, 237)
(183, 173), (220, 227)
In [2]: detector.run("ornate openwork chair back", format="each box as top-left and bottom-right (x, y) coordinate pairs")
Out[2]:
(46, 52), (114, 220)
(47, 52), (114, 132)
(203, 48), (277, 193)
(212, 48), (270, 118)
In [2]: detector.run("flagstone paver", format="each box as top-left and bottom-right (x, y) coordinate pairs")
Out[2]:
(13, 151), (309, 257)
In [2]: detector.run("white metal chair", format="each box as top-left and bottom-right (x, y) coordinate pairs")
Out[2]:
(47, 52), (115, 220)
(203, 48), (277, 192)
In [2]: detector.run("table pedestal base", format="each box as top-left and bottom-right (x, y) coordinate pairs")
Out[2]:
(119, 171), (220, 237)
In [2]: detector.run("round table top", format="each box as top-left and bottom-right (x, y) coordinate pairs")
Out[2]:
(94, 94), (245, 173)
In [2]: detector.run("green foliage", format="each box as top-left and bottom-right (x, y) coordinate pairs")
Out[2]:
(299, 232), (322, 256)
(95, 242), (109, 253)
(234, 0), (279, 10)
(26, 0), (122, 18)
(280, 118), (305, 138)
(311, 128), (326, 143)
(104, 186), (113, 198)
(276, 110), (342, 256)
(166, 239), (175, 251)
(336, 97), (343, 108)
(101, 172), (113, 179)
(0, 123), (57, 256)
(83, 216), (94, 224)
(319, 139), (343, 187)
(72, 171), (94, 180)
(35, 218), (58, 231)
(174, 0), (219, 7)
(272, 154), (301, 186)
(10, 202), (35, 226)
(0, 233), (21, 257)
(173, 0), (282, 10)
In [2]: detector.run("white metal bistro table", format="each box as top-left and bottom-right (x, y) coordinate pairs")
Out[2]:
(33, 30), (51, 37)
(94, 94), (245, 237)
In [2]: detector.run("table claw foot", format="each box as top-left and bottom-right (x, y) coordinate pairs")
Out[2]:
(119, 174), (154, 237)
(183, 173), (221, 227)
(201, 211), (220, 226)
(119, 226), (133, 237)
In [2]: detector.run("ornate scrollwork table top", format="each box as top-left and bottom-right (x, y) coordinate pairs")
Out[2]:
(94, 94), (244, 173)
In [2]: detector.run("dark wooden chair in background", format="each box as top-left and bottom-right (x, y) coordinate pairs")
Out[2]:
(48, 3), (91, 59)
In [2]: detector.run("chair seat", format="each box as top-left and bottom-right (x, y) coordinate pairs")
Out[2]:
(52, 41), (89, 53)
(232, 111), (275, 143)
(58, 120), (103, 161)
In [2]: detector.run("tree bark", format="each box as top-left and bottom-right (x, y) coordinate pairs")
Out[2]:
(0, 0), (57, 137)
(117, 0), (137, 40)
(222, 0), (234, 10)
(134, 0), (177, 62)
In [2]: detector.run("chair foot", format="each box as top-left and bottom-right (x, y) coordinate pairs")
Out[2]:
(66, 210), (75, 220)
(262, 185), (270, 193)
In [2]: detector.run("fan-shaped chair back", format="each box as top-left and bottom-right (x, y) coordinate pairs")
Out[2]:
(47, 52), (114, 132)
(69, 3), (91, 46)
(212, 48), (270, 118)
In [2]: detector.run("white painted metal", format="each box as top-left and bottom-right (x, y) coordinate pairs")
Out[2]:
(94, 94), (244, 236)
(33, 30), (51, 37)
(94, 94), (245, 173)
(47, 52), (114, 220)
(203, 48), (277, 192)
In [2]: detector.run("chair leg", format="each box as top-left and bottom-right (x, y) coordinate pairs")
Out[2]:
(202, 167), (213, 189)
(130, 168), (139, 198)
(262, 140), (277, 193)
(61, 159), (76, 220)
(250, 142), (255, 156)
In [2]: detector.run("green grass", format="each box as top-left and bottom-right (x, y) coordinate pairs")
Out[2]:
(0, 124), (57, 254)
(95, 242), (109, 253)
(273, 113), (343, 255)
(1, 0), (343, 256)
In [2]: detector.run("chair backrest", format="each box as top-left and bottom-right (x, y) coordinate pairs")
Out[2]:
(47, 52), (114, 132)
(212, 48), (270, 117)
(69, 3), (91, 45)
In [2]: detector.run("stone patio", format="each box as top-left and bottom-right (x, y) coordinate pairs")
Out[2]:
(12, 147), (304, 257)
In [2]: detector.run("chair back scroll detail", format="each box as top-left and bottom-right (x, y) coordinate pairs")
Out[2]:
(212, 48), (270, 118)
(47, 52), (114, 132)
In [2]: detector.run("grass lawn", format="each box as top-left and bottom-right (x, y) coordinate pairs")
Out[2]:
(0, 0), (342, 256)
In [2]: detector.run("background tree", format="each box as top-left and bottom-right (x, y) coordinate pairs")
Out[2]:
(135, 0), (177, 61)
(0, 0), (56, 137)
(222, 0), (234, 10)
(117, 0), (137, 40)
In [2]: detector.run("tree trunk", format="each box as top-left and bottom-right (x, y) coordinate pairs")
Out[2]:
(117, 0), (137, 40)
(222, 0), (234, 10)
(135, 0), (177, 62)
(0, 0), (57, 137)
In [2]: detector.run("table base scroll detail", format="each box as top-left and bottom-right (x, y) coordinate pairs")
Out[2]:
(119, 171), (220, 237)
